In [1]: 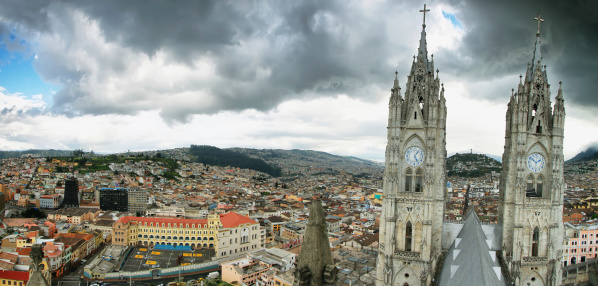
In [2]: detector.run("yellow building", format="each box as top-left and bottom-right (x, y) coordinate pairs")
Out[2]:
(112, 212), (263, 259)
(0, 270), (29, 286)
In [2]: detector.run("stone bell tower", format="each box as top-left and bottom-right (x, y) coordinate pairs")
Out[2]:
(498, 14), (565, 286)
(376, 4), (447, 286)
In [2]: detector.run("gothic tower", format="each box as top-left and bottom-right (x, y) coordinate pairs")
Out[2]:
(376, 5), (447, 286)
(498, 14), (565, 286)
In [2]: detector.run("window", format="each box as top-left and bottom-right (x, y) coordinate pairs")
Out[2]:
(415, 169), (423, 193)
(532, 227), (539, 257)
(536, 176), (543, 197)
(405, 169), (413, 192)
(405, 221), (413, 252)
(526, 175), (534, 197)
(526, 174), (544, 198)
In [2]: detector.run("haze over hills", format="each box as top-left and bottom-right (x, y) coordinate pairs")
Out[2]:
(567, 146), (598, 163)
(2, 145), (596, 179)
(228, 147), (383, 177)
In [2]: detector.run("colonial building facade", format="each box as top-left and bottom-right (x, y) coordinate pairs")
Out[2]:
(112, 212), (264, 259)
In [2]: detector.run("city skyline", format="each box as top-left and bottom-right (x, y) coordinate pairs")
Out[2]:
(0, 1), (597, 161)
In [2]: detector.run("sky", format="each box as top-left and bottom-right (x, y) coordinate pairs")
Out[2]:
(0, 0), (597, 162)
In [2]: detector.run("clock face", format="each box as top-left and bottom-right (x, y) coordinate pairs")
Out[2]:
(527, 153), (545, 173)
(405, 146), (425, 167)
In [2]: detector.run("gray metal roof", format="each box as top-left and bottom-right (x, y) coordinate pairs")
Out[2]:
(437, 210), (506, 286)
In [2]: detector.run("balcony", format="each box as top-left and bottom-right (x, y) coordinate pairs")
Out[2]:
(394, 250), (420, 260)
(522, 256), (548, 265)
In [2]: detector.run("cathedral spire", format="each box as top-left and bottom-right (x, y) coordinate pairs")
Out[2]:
(294, 200), (338, 286)
(530, 13), (544, 75)
(417, 4), (430, 69)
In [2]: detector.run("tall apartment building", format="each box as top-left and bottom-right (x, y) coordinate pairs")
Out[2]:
(99, 188), (128, 212)
(112, 212), (264, 259)
(63, 176), (79, 208)
(127, 188), (148, 213)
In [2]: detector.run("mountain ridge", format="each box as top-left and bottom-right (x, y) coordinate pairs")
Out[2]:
(567, 146), (598, 163)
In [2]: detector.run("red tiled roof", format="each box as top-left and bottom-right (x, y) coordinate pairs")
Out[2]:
(15, 248), (31, 256)
(115, 212), (257, 229)
(219, 212), (257, 228)
(0, 252), (18, 263)
(117, 216), (208, 228)
(0, 270), (29, 281)
(26, 231), (38, 239)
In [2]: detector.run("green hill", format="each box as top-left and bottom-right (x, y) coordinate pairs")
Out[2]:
(447, 153), (501, 178)
(188, 145), (282, 177)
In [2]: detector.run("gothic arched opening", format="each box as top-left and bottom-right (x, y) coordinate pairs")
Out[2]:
(532, 227), (539, 257)
(536, 176), (543, 197)
(405, 221), (413, 252)
(526, 175), (535, 197)
(405, 168), (413, 192)
(415, 169), (423, 192)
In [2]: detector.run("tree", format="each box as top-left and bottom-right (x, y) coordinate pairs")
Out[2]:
(72, 149), (84, 157)
(21, 208), (47, 219)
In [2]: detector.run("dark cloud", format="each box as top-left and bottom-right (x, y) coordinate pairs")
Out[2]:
(1, 0), (595, 122)
(1, 0), (416, 122)
(437, 0), (598, 106)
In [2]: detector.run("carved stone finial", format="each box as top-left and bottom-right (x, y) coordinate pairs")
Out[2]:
(30, 244), (44, 271)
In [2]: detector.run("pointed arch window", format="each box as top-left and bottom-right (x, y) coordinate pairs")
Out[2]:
(526, 175), (535, 197)
(536, 176), (543, 197)
(415, 169), (423, 192)
(532, 227), (540, 257)
(405, 168), (413, 192)
(405, 221), (413, 252)
(536, 120), (542, 134)
(526, 174), (545, 198)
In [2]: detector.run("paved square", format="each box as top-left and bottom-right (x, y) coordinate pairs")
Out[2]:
(120, 247), (215, 272)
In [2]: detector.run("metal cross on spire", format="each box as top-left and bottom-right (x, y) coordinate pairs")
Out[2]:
(420, 4), (430, 28)
(534, 13), (544, 37)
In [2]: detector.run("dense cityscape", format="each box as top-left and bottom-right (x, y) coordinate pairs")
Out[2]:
(0, 148), (596, 285)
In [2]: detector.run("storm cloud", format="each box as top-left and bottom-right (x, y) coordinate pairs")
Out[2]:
(2, 0), (595, 121)
(0, 0), (597, 159)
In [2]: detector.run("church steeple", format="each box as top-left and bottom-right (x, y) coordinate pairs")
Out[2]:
(417, 4), (431, 73)
(499, 14), (564, 286)
(377, 4), (446, 285)
(529, 13), (544, 80)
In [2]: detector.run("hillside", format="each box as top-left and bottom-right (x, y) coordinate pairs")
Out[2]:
(447, 153), (501, 178)
(567, 146), (598, 163)
(187, 145), (282, 177)
(228, 148), (383, 177)
(0, 149), (73, 159)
